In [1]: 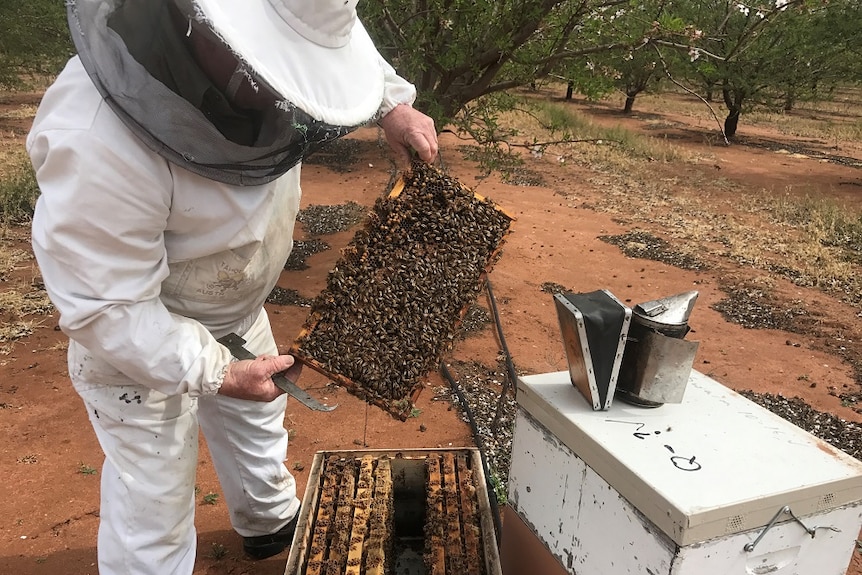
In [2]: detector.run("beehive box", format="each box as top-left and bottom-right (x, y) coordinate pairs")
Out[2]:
(290, 162), (514, 419)
(285, 448), (502, 575)
(504, 370), (862, 575)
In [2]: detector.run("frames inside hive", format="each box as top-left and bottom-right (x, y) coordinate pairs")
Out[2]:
(299, 452), (488, 575)
(291, 161), (514, 419)
(425, 452), (485, 575)
(305, 455), (393, 575)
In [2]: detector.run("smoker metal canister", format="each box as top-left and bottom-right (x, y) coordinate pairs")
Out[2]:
(616, 291), (700, 406)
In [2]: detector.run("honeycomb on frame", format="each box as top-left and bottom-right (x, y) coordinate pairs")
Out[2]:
(290, 161), (514, 419)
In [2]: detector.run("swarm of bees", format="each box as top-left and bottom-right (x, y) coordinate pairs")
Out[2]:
(291, 161), (513, 419)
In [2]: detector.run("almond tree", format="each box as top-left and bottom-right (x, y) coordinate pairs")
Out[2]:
(669, 0), (830, 138)
(362, 0), (632, 125)
(576, 3), (668, 114)
(768, 0), (862, 111)
(0, 0), (71, 89)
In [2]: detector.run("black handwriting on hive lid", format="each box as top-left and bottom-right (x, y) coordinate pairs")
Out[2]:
(606, 419), (702, 472)
(664, 444), (702, 472)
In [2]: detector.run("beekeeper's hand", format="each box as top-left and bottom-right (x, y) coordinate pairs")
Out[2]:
(378, 104), (438, 166)
(218, 355), (297, 401)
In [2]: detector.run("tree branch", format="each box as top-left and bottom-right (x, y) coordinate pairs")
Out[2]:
(652, 43), (730, 145)
(650, 39), (726, 62)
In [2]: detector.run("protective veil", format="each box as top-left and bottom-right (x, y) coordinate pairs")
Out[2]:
(67, 0), (385, 185)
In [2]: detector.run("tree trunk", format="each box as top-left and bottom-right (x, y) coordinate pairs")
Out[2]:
(565, 80), (574, 100)
(722, 85), (745, 140)
(724, 109), (740, 138)
(622, 71), (651, 114)
(707, 79), (719, 102)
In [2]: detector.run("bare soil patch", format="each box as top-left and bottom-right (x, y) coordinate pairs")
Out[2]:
(2, 87), (862, 574)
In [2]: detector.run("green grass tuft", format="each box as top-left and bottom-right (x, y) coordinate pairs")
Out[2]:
(0, 148), (39, 225)
(532, 100), (682, 162)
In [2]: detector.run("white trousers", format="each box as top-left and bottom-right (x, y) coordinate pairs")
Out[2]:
(69, 310), (299, 575)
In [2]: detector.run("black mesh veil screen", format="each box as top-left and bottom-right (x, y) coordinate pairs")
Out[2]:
(68, 0), (358, 186)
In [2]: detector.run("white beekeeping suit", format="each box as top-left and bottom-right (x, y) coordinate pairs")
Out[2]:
(27, 1), (435, 573)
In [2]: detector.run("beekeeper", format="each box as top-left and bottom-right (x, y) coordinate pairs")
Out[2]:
(26, 0), (437, 572)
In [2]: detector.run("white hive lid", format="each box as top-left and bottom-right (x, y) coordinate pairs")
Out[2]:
(516, 370), (862, 545)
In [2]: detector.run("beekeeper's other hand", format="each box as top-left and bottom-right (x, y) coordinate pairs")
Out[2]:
(378, 104), (438, 166)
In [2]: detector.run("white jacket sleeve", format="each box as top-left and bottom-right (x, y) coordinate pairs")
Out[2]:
(28, 120), (232, 397)
(375, 56), (417, 120)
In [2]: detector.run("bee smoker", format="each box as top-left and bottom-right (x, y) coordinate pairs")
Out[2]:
(554, 289), (699, 410)
(553, 290), (631, 411)
(615, 291), (700, 407)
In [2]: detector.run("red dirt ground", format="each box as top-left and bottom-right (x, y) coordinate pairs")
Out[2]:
(2, 89), (862, 574)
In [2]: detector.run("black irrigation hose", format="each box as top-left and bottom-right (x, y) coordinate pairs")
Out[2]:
(487, 278), (518, 434)
(439, 361), (504, 548)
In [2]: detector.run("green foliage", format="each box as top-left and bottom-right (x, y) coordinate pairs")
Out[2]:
(488, 470), (507, 505)
(764, 1), (862, 108)
(661, 0), (862, 135)
(0, 149), (39, 225)
(202, 492), (219, 505)
(538, 101), (584, 133)
(658, 14), (686, 33)
(208, 543), (228, 560)
(0, 1), (73, 89)
(77, 463), (98, 475)
(362, 0), (631, 126)
(532, 100), (680, 162)
(362, 0), (861, 145)
(565, 72), (615, 102)
(457, 92), (522, 145)
(561, 4), (656, 111)
(452, 91), (530, 173)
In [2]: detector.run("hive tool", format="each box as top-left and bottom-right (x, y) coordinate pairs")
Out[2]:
(217, 332), (337, 412)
